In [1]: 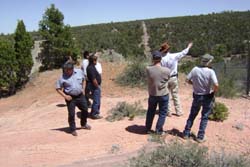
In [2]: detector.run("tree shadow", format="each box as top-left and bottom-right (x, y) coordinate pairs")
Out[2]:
(56, 103), (67, 107)
(125, 124), (147, 135)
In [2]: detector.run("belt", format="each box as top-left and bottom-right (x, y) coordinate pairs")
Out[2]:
(65, 93), (83, 98)
(170, 74), (178, 78)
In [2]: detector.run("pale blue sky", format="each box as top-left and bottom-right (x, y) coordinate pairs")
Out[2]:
(1, 0), (250, 34)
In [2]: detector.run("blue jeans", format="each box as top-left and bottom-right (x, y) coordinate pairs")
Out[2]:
(183, 93), (214, 139)
(145, 95), (169, 133)
(89, 84), (101, 116)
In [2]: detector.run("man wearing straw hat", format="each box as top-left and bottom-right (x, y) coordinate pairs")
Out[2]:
(160, 42), (193, 117)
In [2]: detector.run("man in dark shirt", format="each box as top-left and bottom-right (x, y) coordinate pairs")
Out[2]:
(87, 54), (102, 119)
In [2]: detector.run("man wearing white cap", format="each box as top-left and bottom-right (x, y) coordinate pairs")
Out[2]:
(183, 54), (219, 143)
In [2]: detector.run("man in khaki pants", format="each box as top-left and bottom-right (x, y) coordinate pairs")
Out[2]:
(160, 42), (193, 116)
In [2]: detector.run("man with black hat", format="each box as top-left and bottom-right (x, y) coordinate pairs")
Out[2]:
(56, 62), (91, 136)
(145, 51), (171, 135)
(183, 54), (219, 143)
(160, 42), (193, 117)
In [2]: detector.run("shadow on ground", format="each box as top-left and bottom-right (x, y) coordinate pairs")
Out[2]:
(125, 124), (147, 135)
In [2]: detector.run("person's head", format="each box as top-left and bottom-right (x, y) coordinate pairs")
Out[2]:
(200, 54), (214, 67)
(159, 42), (170, 53)
(63, 62), (74, 76)
(151, 50), (162, 64)
(89, 53), (98, 65)
(83, 51), (90, 59)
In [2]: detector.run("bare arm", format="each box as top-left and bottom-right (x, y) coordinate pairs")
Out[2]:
(213, 84), (219, 93)
(92, 79), (99, 88)
(186, 78), (193, 85)
(56, 88), (72, 101)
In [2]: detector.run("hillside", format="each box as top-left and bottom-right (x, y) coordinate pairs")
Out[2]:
(0, 61), (250, 167)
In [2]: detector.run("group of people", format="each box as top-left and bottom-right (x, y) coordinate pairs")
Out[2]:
(55, 41), (219, 142)
(146, 41), (219, 143)
(56, 51), (102, 136)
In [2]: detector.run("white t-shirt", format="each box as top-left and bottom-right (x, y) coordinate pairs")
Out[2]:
(187, 66), (218, 95)
(82, 59), (102, 77)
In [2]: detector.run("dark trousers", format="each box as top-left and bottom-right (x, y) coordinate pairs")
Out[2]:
(145, 95), (169, 133)
(183, 93), (214, 139)
(89, 84), (101, 116)
(65, 94), (88, 131)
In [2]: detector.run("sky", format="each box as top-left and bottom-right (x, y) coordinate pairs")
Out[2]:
(1, 0), (250, 34)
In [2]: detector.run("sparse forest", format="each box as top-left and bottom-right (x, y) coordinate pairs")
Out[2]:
(0, 9), (250, 97)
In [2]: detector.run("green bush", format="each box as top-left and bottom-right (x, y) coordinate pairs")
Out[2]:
(209, 102), (229, 121)
(179, 60), (197, 74)
(128, 141), (250, 167)
(106, 101), (146, 122)
(116, 59), (148, 87)
(217, 77), (238, 98)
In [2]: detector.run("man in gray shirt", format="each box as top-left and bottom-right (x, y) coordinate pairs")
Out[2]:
(145, 51), (171, 135)
(183, 54), (219, 143)
(56, 62), (91, 136)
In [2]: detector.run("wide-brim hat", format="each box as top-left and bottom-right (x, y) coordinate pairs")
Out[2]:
(201, 53), (214, 66)
(160, 42), (170, 53)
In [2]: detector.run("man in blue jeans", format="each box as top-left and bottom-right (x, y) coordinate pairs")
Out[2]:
(183, 54), (219, 143)
(87, 54), (102, 119)
(145, 51), (171, 135)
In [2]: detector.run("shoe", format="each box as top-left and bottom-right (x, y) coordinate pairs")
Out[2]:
(81, 124), (91, 130)
(155, 131), (166, 136)
(195, 138), (206, 143)
(167, 112), (172, 117)
(146, 129), (154, 134)
(91, 114), (103, 119)
(71, 130), (78, 136)
(182, 134), (189, 140)
(176, 113), (183, 117)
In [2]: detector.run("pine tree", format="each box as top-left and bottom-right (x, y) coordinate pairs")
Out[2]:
(0, 39), (18, 97)
(39, 4), (77, 70)
(14, 20), (33, 88)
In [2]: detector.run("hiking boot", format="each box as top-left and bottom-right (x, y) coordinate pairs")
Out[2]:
(81, 124), (91, 130)
(71, 130), (78, 136)
(91, 114), (103, 120)
(195, 138), (206, 143)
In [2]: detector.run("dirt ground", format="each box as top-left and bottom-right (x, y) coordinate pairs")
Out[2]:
(0, 61), (250, 167)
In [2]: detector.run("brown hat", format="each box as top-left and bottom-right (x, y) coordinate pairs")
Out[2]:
(160, 42), (170, 53)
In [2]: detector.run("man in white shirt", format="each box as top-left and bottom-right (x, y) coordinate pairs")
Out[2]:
(160, 42), (193, 116)
(183, 54), (219, 143)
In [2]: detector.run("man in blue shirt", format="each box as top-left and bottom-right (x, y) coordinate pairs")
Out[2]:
(56, 62), (91, 136)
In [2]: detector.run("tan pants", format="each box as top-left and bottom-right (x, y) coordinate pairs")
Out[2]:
(168, 76), (182, 115)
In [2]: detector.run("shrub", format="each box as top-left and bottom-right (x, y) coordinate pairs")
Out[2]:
(179, 60), (197, 74)
(106, 101), (146, 122)
(128, 141), (210, 167)
(209, 102), (229, 121)
(116, 59), (148, 87)
(128, 141), (250, 167)
(217, 77), (238, 98)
